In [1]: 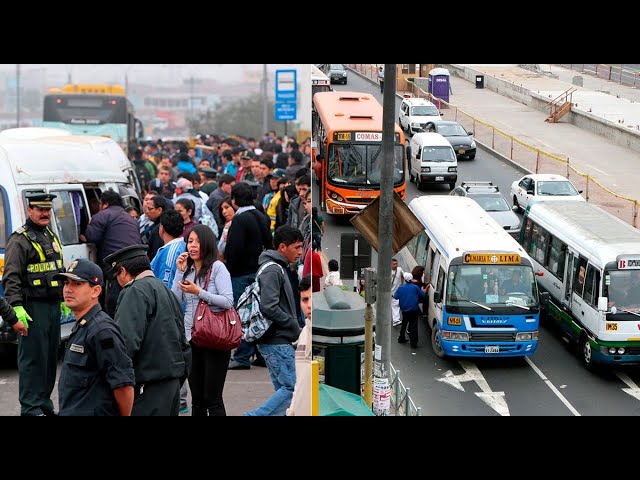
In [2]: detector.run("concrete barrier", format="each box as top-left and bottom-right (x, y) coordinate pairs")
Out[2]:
(444, 64), (640, 154)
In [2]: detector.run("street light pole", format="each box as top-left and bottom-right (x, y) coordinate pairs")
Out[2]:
(16, 64), (21, 128)
(372, 63), (396, 416)
(262, 64), (268, 135)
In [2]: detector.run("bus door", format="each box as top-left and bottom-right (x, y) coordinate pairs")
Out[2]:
(428, 251), (442, 326)
(562, 247), (579, 311)
(46, 185), (96, 265)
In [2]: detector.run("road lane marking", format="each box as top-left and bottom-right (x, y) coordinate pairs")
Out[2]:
(525, 357), (581, 416)
(615, 371), (640, 402)
(438, 361), (510, 416)
(586, 165), (611, 177)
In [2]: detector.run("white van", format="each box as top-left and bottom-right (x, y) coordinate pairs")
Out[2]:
(408, 132), (458, 190)
(0, 128), (141, 348)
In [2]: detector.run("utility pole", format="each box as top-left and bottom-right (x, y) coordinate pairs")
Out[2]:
(262, 64), (268, 135)
(16, 64), (20, 128)
(372, 63), (396, 416)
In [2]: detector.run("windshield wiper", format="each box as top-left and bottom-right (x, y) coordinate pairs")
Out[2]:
(460, 299), (492, 311)
(506, 303), (530, 311)
(620, 309), (640, 318)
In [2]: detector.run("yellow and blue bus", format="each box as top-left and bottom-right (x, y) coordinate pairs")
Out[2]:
(406, 195), (544, 358)
(42, 84), (143, 152)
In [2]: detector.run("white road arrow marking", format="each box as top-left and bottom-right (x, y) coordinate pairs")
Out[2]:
(615, 371), (640, 401)
(0, 378), (7, 385)
(437, 361), (510, 416)
(459, 361), (510, 416)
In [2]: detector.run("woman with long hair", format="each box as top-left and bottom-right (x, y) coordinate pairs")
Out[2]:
(174, 197), (197, 241)
(172, 225), (234, 416)
(217, 196), (236, 261)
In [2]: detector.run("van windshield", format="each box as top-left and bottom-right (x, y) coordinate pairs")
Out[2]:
(421, 146), (456, 162)
(328, 143), (405, 186)
(411, 105), (439, 116)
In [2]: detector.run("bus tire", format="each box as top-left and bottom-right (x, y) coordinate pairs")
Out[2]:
(431, 323), (446, 358)
(579, 332), (595, 370)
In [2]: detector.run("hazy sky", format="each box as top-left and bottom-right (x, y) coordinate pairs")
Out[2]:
(0, 64), (301, 89)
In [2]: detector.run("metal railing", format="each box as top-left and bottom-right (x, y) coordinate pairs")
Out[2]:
(348, 64), (640, 228)
(390, 363), (421, 416)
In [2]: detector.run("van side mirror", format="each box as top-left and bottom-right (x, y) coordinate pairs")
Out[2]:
(440, 112), (444, 116)
(512, 205), (519, 212)
(597, 297), (608, 312)
(578, 190), (584, 194)
(433, 291), (442, 303)
(527, 189), (534, 195)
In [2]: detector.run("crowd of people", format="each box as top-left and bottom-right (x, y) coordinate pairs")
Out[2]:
(2, 130), (315, 416)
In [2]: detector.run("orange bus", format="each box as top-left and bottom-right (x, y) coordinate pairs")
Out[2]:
(312, 91), (406, 215)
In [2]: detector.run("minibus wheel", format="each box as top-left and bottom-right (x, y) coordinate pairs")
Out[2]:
(580, 333), (595, 370)
(431, 323), (446, 358)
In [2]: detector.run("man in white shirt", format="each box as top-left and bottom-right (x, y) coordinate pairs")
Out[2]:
(390, 258), (404, 326)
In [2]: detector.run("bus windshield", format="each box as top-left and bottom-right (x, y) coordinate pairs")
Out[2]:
(328, 143), (404, 186)
(446, 264), (538, 307)
(43, 95), (125, 125)
(604, 270), (640, 313)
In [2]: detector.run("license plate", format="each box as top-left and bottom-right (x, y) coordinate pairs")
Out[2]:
(458, 149), (465, 154)
(485, 346), (499, 353)
(435, 176), (444, 181)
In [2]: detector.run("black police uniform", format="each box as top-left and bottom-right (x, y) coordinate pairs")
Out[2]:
(2, 193), (65, 416)
(58, 304), (135, 416)
(105, 245), (191, 416)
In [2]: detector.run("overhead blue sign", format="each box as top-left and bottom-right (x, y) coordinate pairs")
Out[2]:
(275, 101), (297, 121)
(275, 69), (297, 102)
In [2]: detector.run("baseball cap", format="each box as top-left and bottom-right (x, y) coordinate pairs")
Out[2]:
(54, 258), (104, 286)
(403, 272), (414, 283)
(173, 178), (193, 189)
(269, 168), (288, 180)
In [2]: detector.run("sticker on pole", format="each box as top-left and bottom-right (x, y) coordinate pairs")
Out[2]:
(373, 377), (391, 416)
(374, 344), (382, 361)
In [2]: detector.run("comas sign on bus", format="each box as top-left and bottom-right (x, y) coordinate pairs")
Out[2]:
(463, 253), (521, 265)
(355, 132), (383, 141)
(618, 257), (640, 269)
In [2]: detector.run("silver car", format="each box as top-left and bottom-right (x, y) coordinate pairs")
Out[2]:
(450, 181), (521, 238)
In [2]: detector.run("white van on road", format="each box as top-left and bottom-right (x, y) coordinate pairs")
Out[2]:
(408, 132), (458, 190)
(399, 96), (443, 135)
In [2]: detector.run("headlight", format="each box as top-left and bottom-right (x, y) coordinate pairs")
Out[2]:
(448, 166), (457, 173)
(343, 72), (347, 77)
(470, 139), (476, 148)
(516, 331), (538, 341)
(411, 122), (421, 128)
(441, 330), (469, 341)
(421, 167), (430, 173)
(618, 347), (626, 354)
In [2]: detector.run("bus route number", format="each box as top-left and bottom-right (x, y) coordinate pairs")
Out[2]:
(605, 323), (618, 331)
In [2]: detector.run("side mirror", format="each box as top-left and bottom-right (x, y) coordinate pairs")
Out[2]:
(536, 271), (544, 277)
(597, 297), (608, 312)
(467, 131), (474, 136)
(527, 189), (534, 195)
(512, 205), (519, 212)
(539, 291), (550, 306)
(433, 291), (442, 303)
(578, 190), (584, 194)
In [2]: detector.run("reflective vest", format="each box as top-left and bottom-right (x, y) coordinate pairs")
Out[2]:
(22, 227), (64, 288)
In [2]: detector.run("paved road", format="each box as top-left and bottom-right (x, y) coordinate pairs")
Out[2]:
(316, 70), (640, 416)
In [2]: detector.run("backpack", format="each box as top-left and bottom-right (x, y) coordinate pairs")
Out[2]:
(237, 261), (284, 342)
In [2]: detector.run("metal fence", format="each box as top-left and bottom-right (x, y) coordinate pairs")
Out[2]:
(390, 363), (421, 416)
(348, 64), (640, 228)
(556, 64), (640, 88)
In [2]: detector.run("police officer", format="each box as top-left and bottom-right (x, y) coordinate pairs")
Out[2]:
(105, 244), (191, 416)
(2, 192), (66, 416)
(54, 259), (135, 416)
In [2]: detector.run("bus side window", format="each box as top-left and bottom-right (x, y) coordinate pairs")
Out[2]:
(574, 256), (589, 298)
(583, 264), (601, 306)
(436, 266), (446, 296)
(522, 218), (533, 252)
(51, 191), (88, 245)
(546, 236), (567, 279)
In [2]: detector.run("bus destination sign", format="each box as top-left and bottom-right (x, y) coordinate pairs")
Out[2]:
(464, 253), (521, 265)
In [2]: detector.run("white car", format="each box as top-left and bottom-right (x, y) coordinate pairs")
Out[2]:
(510, 173), (585, 212)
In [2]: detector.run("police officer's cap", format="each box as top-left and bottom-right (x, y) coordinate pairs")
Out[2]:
(54, 258), (103, 286)
(103, 244), (149, 278)
(199, 167), (217, 179)
(26, 192), (57, 209)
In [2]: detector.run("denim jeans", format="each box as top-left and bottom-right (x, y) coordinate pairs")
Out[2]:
(244, 344), (296, 416)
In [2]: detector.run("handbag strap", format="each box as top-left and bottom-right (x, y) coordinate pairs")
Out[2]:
(196, 264), (214, 307)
